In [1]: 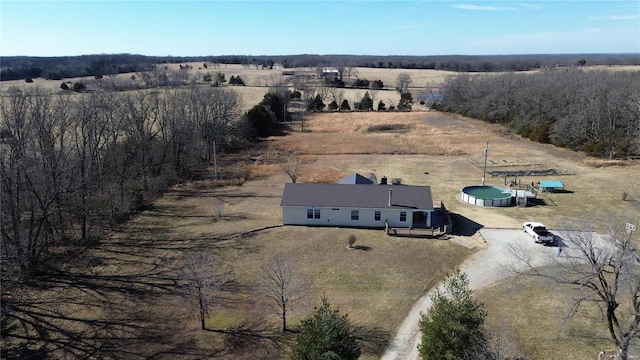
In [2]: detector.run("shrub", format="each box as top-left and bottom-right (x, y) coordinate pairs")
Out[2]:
(291, 297), (361, 360)
(347, 234), (356, 248)
(73, 82), (86, 92)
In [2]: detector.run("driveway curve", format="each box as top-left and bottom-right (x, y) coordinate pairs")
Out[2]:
(381, 228), (564, 360)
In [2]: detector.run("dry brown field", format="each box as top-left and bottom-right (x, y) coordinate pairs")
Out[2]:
(0, 63), (444, 112)
(6, 109), (639, 360)
(2, 64), (639, 113)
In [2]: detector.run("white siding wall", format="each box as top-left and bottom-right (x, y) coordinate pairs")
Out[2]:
(282, 206), (430, 228)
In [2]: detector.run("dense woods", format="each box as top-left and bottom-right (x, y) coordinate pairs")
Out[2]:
(3, 53), (639, 81)
(438, 68), (640, 159)
(0, 86), (247, 279)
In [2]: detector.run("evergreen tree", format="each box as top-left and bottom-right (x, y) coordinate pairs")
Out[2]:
(398, 91), (413, 111)
(261, 93), (286, 121)
(339, 99), (351, 111)
(73, 82), (86, 92)
(418, 270), (487, 360)
(327, 100), (339, 111)
(229, 75), (245, 85)
(372, 79), (384, 89)
(291, 297), (361, 360)
(246, 105), (274, 138)
(307, 94), (325, 112)
(352, 78), (370, 88)
(357, 92), (373, 111)
(290, 90), (302, 100)
(215, 71), (226, 84)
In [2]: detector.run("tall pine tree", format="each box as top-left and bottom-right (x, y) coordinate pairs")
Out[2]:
(291, 297), (361, 360)
(418, 270), (487, 360)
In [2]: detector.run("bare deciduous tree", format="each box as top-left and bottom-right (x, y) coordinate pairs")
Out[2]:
(344, 66), (358, 82)
(395, 73), (412, 93)
(180, 252), (230, 330)
(256, 255), (308, 332)
(186, 86), (242, 160)
(276, 152), (304, 183)
(513, 217), (640, 360)
(369, 87), (379, 109)
(327, 87), (345, 107)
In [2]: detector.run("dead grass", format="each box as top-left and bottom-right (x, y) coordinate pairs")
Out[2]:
(2, 172), (472, 359)
(274, 112), (640, 232)
(277, 112), (488, 156)
(477, 275), (614, 360)
(5, 91), (640, 358)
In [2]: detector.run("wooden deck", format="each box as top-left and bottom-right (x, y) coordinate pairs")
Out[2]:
(386, 225), (451, 238)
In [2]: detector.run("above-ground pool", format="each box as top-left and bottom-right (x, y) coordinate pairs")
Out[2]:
(460, 185), (513, 207)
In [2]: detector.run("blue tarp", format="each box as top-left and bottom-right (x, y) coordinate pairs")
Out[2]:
(540, 180), (564, 189)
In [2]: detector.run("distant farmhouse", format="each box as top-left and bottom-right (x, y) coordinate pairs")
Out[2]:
(280, 173), (451, 234)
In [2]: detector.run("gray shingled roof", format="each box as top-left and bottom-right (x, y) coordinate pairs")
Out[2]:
(338, 173), (375, 185)
(281, 183), (433, 210)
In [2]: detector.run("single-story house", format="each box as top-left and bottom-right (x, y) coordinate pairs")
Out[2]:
(321, 68), (340, 80)
(280, 183), (436, 229)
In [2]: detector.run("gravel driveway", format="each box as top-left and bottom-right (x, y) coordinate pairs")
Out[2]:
(381, 228), (566, 360)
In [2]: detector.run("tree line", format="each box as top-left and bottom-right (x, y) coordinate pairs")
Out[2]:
(0, 86), (252, 279)
(3, 53), (639, 81)
(437, 68), (640, 159)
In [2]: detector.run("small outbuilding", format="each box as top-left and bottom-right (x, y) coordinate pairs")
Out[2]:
(539, 180), (565, 192)
(280, 183), (436, 229)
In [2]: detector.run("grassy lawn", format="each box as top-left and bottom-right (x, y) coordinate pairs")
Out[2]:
(2, 169), (473, 359)
(477, 275), (616, 360)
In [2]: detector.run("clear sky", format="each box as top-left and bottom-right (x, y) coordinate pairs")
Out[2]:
(1, 0), (639, 57)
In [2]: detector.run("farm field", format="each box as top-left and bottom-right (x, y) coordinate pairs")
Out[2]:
(2, 64), (639, 113)
(0, 63), (446, 113)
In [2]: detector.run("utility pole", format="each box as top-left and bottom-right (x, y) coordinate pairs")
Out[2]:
(482, 141), (488, 186)
(213, 141), (218, 180)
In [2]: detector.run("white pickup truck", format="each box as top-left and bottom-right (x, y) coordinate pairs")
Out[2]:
(523, 222), (555, 244)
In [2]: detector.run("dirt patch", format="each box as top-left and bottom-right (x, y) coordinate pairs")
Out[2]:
(365, 123), (414, 133)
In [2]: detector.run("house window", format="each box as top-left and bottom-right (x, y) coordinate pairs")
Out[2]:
(374, 211), (381, 221)
(308, 209), (321, 219)
(400, 211), (407, 222)
(351, 210), (359, 221)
